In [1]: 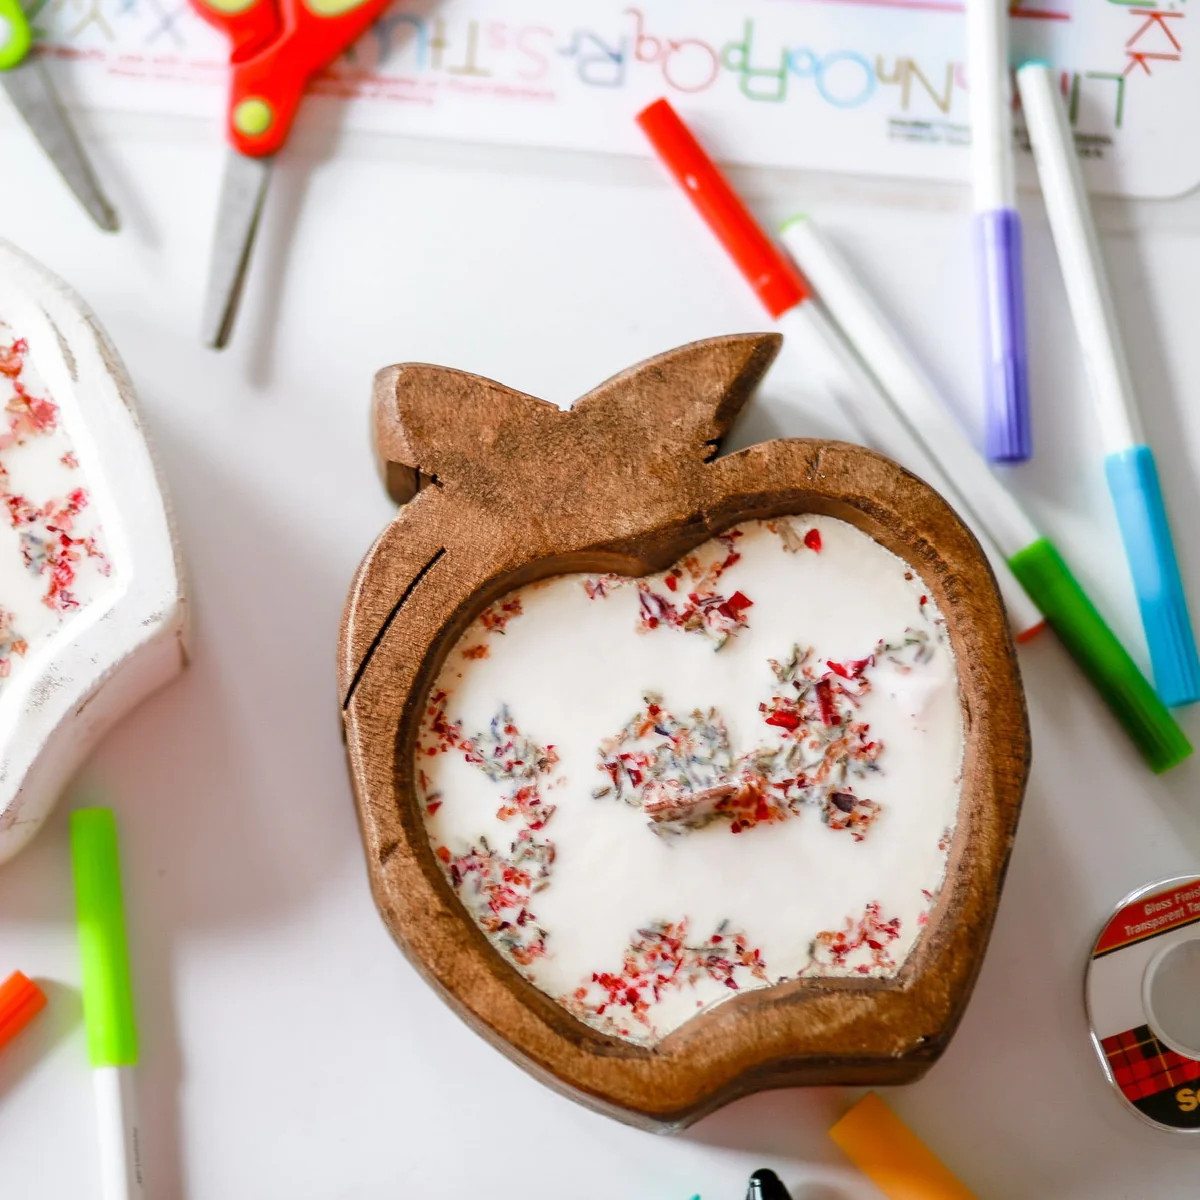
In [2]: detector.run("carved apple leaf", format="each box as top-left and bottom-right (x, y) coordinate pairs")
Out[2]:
(373, 333), (781, 508)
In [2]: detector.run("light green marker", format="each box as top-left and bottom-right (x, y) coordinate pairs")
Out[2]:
(72, 807), (145, 1200)
(779, 213), (1191, 774)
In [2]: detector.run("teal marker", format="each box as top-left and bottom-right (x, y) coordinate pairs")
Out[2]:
(72, 807), (145, 1200)
(1019, 62), (1200, 707)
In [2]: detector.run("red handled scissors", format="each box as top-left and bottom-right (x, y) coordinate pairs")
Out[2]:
(1, 0), (118, 229)
(191, 0), (390, 348)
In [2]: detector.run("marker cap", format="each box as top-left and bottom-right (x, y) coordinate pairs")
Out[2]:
(71, 808), (139, 1068)
(975, 208), (1032, 463)
(0, 971), (46, 1052)
(636, 97), (810, 319)
(1007, 538), (1192, 772)
(747, 1169), (792, 1200)
(830, 1092), (976, 1199)
(1105, 445), (1200, 706)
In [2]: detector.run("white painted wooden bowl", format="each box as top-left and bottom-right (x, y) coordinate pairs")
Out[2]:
(0, 240), (187, 863)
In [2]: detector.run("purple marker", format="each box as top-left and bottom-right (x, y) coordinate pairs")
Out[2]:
(967, 0), (1031, 462)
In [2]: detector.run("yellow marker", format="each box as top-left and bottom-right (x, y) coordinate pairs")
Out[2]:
(829, 1093), (976, 1200)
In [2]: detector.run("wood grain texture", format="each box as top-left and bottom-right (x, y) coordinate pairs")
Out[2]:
(339, 333), (1030, 1131)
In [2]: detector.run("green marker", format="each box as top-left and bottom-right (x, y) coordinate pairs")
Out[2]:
(72, 807), (145, 1200)
(779, 213), (1191, 773)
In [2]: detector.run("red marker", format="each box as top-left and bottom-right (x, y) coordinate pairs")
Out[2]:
(635, 98), (809, 319)
(634, 97), (1044, 643)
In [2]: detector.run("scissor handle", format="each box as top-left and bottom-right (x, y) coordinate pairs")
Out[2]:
(188, 0), (280, 63)
(224, 0), (390, 157)
(0, 0), (33, 71)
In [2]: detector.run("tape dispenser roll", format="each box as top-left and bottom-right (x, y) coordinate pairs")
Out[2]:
(1087, 875), (1200, 1132)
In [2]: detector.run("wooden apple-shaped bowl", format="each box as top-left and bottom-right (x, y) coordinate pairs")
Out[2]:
(339, 333), (1029, 1131)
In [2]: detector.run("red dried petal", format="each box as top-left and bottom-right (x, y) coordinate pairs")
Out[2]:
(815, 679), (840, 726)
(764, 707), (801, 731)
(717, 590), (753, 621)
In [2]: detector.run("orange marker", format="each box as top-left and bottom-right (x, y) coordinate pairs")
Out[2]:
(829, 1092), (976, 1200)
(0, 970), (46, 1052)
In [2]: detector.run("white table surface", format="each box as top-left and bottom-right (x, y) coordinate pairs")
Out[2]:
(4, 100), (1200, 1200)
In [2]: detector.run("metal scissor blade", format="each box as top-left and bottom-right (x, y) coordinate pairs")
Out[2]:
(2, 59), (119, 232)
(201, 151), (272, 350)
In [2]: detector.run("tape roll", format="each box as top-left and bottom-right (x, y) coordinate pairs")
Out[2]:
(1087, 875), (1200, 1132)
